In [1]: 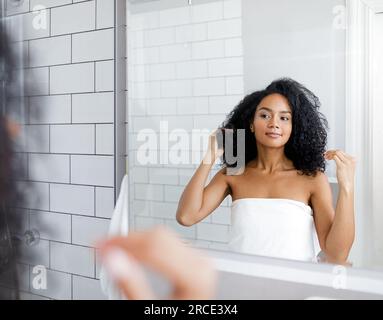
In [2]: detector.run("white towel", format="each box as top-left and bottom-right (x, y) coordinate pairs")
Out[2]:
(229, 198), (321, 262)
(100, 174), (129, 300)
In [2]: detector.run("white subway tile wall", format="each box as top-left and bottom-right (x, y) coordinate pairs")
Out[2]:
(72, 275), (107, 300)
(9, 0), (243, 300)
(127, 0), (243, 251)
(8, 0), (116, 300)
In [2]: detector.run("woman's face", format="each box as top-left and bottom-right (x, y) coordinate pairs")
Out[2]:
(251, 93), (292, 148)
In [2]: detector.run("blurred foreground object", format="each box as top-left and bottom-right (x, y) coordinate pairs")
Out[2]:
(99, 226), (217, 300)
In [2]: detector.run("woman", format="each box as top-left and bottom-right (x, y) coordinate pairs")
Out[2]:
(176, 78), (356, 265)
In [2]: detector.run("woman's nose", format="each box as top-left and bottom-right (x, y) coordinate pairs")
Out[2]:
(268, 117), (280, 128)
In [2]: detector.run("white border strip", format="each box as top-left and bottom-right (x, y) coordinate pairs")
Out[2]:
(207, 250), (383, 296)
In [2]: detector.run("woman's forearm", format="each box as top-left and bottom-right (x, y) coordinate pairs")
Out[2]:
(176, 155), (214, 226)
(324, 185), (355, 263)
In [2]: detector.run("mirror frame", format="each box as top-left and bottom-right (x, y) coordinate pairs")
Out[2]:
(345, 0), (383, 267)
(114, 0), (127, 202)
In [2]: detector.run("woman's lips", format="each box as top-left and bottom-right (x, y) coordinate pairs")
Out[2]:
(266, 133), (281, 139)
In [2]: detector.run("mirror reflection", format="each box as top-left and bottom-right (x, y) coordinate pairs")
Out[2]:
(176, 80), (354, 265)
(127, 0), (381, 269)
(2, 0), (383, 301)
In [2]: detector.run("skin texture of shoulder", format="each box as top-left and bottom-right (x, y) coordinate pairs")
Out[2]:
(308, 171), (333, 203)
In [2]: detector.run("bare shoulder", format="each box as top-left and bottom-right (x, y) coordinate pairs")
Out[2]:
(312, 171), (330, 184)
(212, 166), (230, 182)
(217, 165), (240, 178)
(214, 166), (240, 188)
(305, 171), (331, 195)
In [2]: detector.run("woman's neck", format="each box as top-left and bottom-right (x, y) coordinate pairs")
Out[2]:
(250, 146), (293, 174)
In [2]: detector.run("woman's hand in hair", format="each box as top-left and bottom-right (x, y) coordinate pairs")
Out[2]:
(324, 150), (356, 192)
(98, 226), (217, 300)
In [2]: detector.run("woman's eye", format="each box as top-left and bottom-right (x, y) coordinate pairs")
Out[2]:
(260, 114), (270, 119)
(281, 117), (289, 121)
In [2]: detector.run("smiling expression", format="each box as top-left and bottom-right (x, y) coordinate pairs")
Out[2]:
(251, 93), (293, 148)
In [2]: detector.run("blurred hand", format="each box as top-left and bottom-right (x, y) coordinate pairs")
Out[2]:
(324, 149), (356, 191)
(98, 226), (217, 300)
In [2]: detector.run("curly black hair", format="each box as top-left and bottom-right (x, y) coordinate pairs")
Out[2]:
(219, 78), (328, 177)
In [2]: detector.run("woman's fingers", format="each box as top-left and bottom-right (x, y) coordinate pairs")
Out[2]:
(334, 150), (347, 162)
(325, 150), (356, 164)
(324, 149), (340, 159)
(326, 151), (346, 167)
(339, 150), (357, 165)
(337, 150), (354, 163)
(98, 227), (217, 300)
(101, 248), (156, 300)
(324, 150), (334, 159)
(325, 150), (356, 188)
(332, 154), (342, 167)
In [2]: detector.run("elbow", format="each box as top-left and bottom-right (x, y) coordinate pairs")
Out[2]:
(176, 211), (195, 227)
(323, 235), (354, 265)
(324, 253), (351, 266)
(322, 246), (352, 265)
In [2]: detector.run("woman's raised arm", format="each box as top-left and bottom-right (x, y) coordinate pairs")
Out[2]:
(176, 131), (230, 226)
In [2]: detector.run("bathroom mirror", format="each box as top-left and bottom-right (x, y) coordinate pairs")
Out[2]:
(126, 0), (383, 271)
